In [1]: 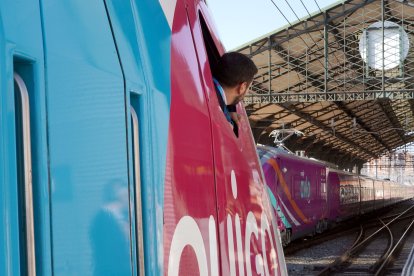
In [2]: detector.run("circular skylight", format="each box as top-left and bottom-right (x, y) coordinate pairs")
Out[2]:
(359, 21), (410, 70)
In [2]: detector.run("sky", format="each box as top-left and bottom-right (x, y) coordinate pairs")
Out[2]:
(206, 0), (342, 50)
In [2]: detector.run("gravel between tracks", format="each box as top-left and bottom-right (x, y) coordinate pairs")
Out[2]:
(285, 234), (356, 275)
(284, 201), (414, 275)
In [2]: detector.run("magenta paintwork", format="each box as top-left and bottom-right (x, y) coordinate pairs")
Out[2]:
(260, 145), (414, 245)
(262, 149), (328, 239)
(163, 1), (286, 275)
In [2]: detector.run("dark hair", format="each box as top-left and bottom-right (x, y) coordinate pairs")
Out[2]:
(214, 52), (258, 87)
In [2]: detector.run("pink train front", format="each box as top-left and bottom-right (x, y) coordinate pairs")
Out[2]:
(258, 145), (414, 245)
(164, 1), (288, 275)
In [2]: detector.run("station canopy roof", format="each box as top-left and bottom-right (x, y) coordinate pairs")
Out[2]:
(238, 0), (414, 169)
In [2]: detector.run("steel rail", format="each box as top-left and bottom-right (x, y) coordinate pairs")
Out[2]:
(317, 204), (414, 275)
(317, 224), (365, 275)
(372, 218), (394, 273)
(375, 219), (414, 275)
(350, 224), (365, 250)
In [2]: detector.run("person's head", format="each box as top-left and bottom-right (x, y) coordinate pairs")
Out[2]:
(214, 52), (258, 105)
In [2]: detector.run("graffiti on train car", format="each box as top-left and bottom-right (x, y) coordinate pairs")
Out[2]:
(340, 185), (359, 204)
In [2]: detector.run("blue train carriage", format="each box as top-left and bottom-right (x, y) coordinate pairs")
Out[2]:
(0, 1), (152, 274)
(1, 0), (288, 275)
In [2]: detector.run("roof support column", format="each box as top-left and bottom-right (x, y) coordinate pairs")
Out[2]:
(382, 0), (385, 92)
(268, 37), (272, 96)
(324, 12), (329, 92)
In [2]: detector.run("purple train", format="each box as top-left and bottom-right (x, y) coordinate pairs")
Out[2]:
(258, 145), (414, 246)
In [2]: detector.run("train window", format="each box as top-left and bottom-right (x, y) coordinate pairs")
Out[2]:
(300, 177), (311, 199)
(130, 105), (145, 276)
(256, 148), (265, 159)
(199, 14), (220, 77)
(340, 187), (345, 204)
(199, 13), (240, 137)
(319, 183), (325, 200)
(14, 72), (36, 276)
(321, 181), (327, 194)
(320, 169), (327, 194)
(293, 176), (301, 199)
(293, 175), (310, 199)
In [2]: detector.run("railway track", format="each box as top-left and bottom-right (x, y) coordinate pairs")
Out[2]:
(285, 200), (414, 275)
(316, 204), (414, 275)
(284, 204), (413, 255)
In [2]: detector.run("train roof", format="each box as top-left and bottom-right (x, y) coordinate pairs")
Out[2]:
(257, 144), (335, 168)
(324, 167), (410, 186)
(257, 145), (413, 187)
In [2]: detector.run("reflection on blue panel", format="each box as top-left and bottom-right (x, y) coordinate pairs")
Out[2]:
(1, 0), (172, 274)
(105, 0), (171, 274)
(90, 180), (130, 275)
(41, 0), (131, 274)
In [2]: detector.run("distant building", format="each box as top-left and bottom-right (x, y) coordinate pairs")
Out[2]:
(361, 149), (414, 185)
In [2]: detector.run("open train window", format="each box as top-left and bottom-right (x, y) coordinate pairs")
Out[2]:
(199, 13), (220, 78)
(199, 13), (239, 137)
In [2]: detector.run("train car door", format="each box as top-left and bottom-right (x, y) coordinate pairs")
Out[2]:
(0, 1), (51, 275)
(39, 1), (134, 274)
(327, 170), (340, 222)
(101, 1), (177, 274)
(186, 2), (286, 275)
(161, 1), (222, 275)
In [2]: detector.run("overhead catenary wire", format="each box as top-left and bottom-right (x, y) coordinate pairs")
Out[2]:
(313, 0), (322, 11)
(267, 0), (328, 90)
(297, 0), (353, 83)
(299, 0), (311, 15)
(269, 0), (294, 27)
(287, 1), (381, 146)
(269, 0), (323, 62)
(310, 0), (413, 147)
(268, 0), (367, 141)
(270, 0), (347, 91)
(299, 0), (360, 101)
(282, 0), (301, 24)
(271, 1), (401, 162)
(283, 0), (354, 91)
(248, 0), (414, 171)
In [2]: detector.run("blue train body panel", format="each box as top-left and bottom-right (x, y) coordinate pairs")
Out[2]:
(0, 0), (50, 275)
(103, 1), (171, 273)
(1, 0), (172, 274)
(41, 1), (131, 274)
(0, 1), (287, 275)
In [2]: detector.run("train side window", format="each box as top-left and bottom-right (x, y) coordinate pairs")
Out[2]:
(199, 14), (220, 79)
(14, 72), (36, 276)
(198, 13), (239, 137)
(300, 177), (310, 199)
(293, 176), (298, 199)
(293, 176), (301, 199)
(321, 180), (327, 196)
(130, 104), (145, 276)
